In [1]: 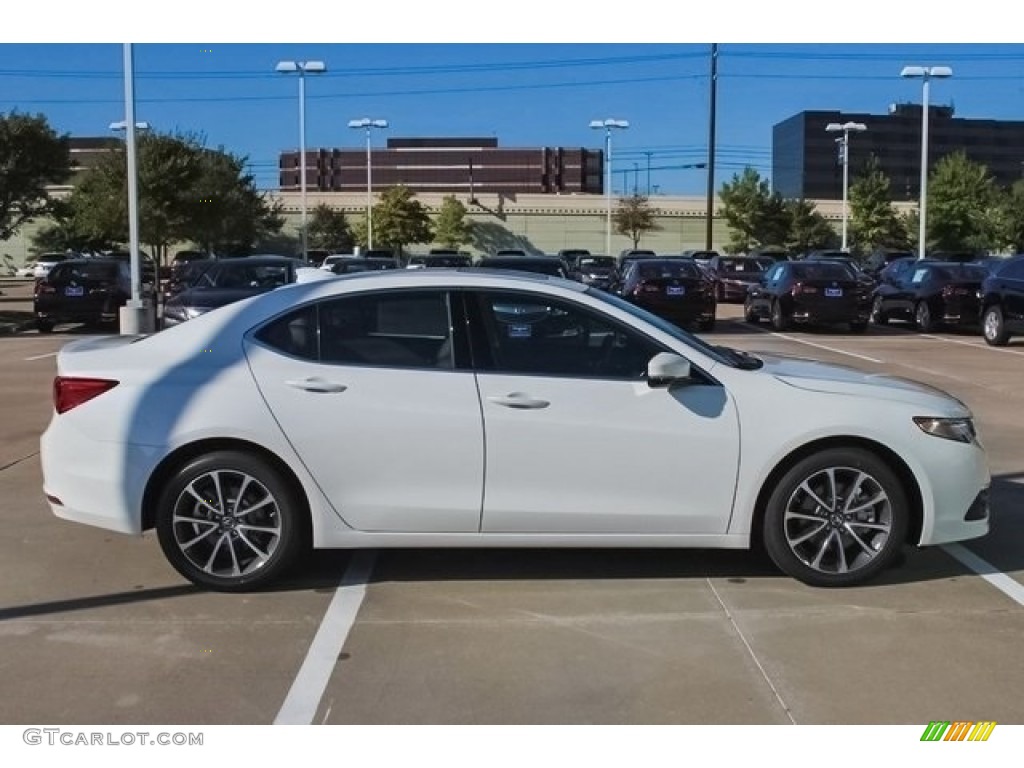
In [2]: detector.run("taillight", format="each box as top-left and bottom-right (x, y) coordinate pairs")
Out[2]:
(635, 281), (660, 294)
(942, 285), (971, 297)
(792, 282), (818, 295)
(35, 280), (55, 295)
(53, 377), (119, 414)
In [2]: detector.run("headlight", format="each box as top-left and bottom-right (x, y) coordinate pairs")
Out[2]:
(913, 416), (976, 443)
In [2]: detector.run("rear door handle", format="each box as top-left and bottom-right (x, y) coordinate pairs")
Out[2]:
(487, 393), (550, 410)
(285, 377), (348, 394)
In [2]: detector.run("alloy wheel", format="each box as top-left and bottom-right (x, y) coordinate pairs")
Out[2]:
(169, 469), (282, 580)
(782, 466), (893, 577)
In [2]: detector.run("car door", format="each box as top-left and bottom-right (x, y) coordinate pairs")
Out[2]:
(244, 289), (485, 533)
(999, 259), (1024, 329)
(467, 289), (741, 535)
(748, 263), (783, 315)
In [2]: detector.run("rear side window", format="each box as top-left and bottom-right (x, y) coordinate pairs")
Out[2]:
(49, 262), (118, 282)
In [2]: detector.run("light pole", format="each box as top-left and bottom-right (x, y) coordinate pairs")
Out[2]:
(114, 43), (153, 335)
(825, 121), (867, 252)
(589, 118), (629, 256)
(348, 118), (388, 251)
(901, 65), (952, 260)
(110, 117), (151, 326)
(276, 59), (326, 262)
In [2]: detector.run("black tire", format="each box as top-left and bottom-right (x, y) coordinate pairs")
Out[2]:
(914, 300), (935, 333)
(36, 319), (54, 334)
(849, 320), (868, 333)
(744, 301), (760, 324)
(697, 316), (716, 332)
(982, 304), (1010, 347)
(770, 299), (790, 331)
(871, 296), (888, 326)
(155, 450), (306, 592)
(762, 447), (909, 587)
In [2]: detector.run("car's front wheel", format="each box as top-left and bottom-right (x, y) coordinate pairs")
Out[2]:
(982, 305), (1010, 347)
(762, 447), (909, 587)
(155, 450), (306, 592)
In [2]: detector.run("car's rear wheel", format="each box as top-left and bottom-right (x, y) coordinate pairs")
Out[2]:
(771, 299), (790, 331)
(697, 316), (716, 332)
(871, 296), (888, 326)
(744, 301), (760, 324)
(914, 301), (935, 333)
(762, 447), (909, 587)
(982, 305), (1010, 347)
(849, 320), (868, 333)
(36, 319), (54, 333)
(155, 451), (305, 592)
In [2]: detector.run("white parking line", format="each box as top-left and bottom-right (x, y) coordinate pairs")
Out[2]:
(942, 544), (1024, 608)
(920, 334), (1024, 357)
(274, 550), (377, 725)
(23, 352), (57, 361)
(753, 329), (883, 363)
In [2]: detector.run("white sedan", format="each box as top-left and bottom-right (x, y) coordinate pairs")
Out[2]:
(40, 270), (990, 591)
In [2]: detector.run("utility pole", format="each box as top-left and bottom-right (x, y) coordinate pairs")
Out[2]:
(705, 43), (718, 251)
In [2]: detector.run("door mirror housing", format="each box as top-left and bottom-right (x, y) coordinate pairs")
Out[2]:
(647, 352), (692, 387)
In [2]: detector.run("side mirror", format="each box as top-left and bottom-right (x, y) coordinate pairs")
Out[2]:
(647, 352), (692, 387)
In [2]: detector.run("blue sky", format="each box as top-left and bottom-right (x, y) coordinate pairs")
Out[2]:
(3, 4), (1021, 196)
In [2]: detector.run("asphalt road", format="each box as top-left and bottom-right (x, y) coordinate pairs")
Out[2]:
(0, 303), (1022, 726)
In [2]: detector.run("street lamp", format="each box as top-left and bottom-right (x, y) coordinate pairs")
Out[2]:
(348, 118), (388, 251)
(901, 65), (952, 260)
(110, 118), (153, 326)
(589, 118), (629, 257)
(825, 121), (867, 251)
(276, 59), (326, 262)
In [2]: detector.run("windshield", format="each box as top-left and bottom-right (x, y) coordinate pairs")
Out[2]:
(636, 261), (701, 279)
(587, 288), (754, 368)
(791, 262), (856, 281)
(579, 257), (615, 270)
(720, 258), (772, 273)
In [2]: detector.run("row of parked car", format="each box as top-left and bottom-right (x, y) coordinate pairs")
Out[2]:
(27, 246), (1024, 347)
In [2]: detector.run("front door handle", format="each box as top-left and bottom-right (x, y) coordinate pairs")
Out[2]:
(286, 377), (348, 394)
(487, 393), (550, 410)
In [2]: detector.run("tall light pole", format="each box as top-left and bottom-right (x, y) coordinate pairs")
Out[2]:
(825, 121), (867, 252)
(115, 43), (153, 335)
(589, 118), (629, 256)
(276, 59), (326, 262)
(348, 118), (388, 251)
(901, 65), (952, 260)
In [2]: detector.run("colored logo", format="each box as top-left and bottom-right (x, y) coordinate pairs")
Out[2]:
(921, 721), (996, 742)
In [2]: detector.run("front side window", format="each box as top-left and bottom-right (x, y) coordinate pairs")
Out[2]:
(468, 290), (663, 380)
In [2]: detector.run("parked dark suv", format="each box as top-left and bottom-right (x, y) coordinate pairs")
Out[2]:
(34, 257), (155, 333)
(979, 254), (1024, 346)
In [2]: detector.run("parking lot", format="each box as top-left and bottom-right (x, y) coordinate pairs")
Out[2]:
(1, 298), (1022, 726)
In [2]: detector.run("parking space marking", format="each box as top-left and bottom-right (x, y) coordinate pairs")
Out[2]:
(942, 544), (1024, 608)
(23, 352), (57, 361)
(752, 329), (883, 363)
(274, 550), (376, 725)
(920, 334), (1024, 357)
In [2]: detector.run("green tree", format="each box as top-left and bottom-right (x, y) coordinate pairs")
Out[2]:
(30, 198), (110, 254)
(927, 151), (1000, 252)
(0, 111), (72, 241)
(848, 155), (909, 251)
(786, 199), (838, 253)
(371, 185), (433, 262)
(306, 203), (354, 252)
(998, 180), (1024, 253)
(433, 195), (473, 249)
(186, 148), (283, 256)
(66, 132), (282, 262)
(717, 168), (790, 252)
(612, 194), (661, 248)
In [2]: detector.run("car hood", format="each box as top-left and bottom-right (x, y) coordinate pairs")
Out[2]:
(754, 352), (969, 414)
